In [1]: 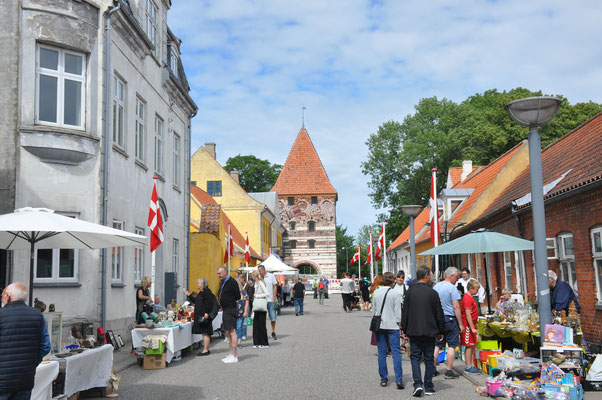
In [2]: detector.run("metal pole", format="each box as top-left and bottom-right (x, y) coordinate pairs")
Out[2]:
(527, 125), (552, 339)
(409, 216), (417, 280)
(29, 235), (35, 306)
(345, 247), (348, 274)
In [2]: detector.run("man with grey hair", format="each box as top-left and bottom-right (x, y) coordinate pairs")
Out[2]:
(217, 267), (240, 363)
(258, 265), (278, 340)
(548, 270), (581, 315)
(433, 267), (463, 379)
(0, 283), (51, 398)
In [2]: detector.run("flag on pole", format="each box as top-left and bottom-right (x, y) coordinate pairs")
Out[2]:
(147, 178), (164, 252)
(365, 234), (372, 265)
(349, 245), (360, 266)
(244, 233), (250, 263)
(429, 168), (440, 246)
(374, 221), (386, 261)
(224, 225), (233, 263)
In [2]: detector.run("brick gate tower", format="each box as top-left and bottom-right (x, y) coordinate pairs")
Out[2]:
(271, 128), (338, 278)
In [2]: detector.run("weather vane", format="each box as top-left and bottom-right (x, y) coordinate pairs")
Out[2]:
(301, 105), (307, 129)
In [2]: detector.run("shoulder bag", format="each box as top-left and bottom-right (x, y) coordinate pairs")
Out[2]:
(370, 288), (391, 332)
(253, 281), (268, 312)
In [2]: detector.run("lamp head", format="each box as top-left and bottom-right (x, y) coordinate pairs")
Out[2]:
(504, 96), (561, 127)
(401, 205), (422, 218)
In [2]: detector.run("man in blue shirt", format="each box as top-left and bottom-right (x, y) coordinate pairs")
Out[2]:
(549, 270), (581, 314)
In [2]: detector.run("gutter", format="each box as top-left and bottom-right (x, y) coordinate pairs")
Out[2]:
(186, 109), (197, 291)
(101, 0), (122, 329)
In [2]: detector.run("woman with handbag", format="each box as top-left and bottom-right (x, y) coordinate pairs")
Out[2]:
(183, 278), (218, 356)
(251, 271), (269, 348)
(371, 272), (404, 389)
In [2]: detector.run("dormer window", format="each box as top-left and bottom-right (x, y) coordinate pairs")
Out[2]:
(145, 0), (159, 58)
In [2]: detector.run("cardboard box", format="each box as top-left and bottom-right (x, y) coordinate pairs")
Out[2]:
(143, 353), (166, 370)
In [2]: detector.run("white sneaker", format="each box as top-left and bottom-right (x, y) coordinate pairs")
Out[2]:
(223, 356), (238, 363)
(221, 354), (233, 362)
(253, 345), (258, 349)
(241, 336), (247, 340)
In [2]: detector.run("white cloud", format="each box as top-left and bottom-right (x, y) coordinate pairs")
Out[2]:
(169, 0), (602, 237)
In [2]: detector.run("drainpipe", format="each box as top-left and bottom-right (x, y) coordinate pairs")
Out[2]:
(101, 0), (121, 329)
(186, 111), (196, 291)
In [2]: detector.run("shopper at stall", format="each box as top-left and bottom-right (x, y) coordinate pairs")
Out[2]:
(217, 267), (241, 363)
(252, 271), (269, 348)
(372, 272), (405, 389)
(292, 277), (306, 316)
(461, 280), (481, 374)
(495, 288), (512, 311)
(433, 267), (463, 379)
(136, 276), (153, 324)
(401, 267), (445, 397)
(549, 270), (581, 315)
(235, 280), (249, 350)
(184, 278), (217, 356)
(0, 283), (51, 399)
(258, 265), (278, 340)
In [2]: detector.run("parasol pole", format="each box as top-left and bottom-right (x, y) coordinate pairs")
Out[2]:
(29, 233), (35, 306)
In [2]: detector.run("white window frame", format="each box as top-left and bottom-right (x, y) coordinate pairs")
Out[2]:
(591, 226), (602, 304)
(135, 97), (146, 162)
(173, 133), (181, 187)
(503, 252), (513, 291)
(112, 220), (124, 283)
(36, 44), (86, 129)
(169, 44), (179, 79)
(172, 239), (179, 273)
(547, 237), (558, 259)
(145, 0), (159, 57)
(514, 250), (527, 295)
(557, 233), (576, 288)
(112, 75), (126, 148)
(134, 227), (144, 283)
(154, 115), (164, 174)
(34, 212), (79, 283)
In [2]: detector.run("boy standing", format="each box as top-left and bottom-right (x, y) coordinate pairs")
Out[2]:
(462, 280), (481, 374)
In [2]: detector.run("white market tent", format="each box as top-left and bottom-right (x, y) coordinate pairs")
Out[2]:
(238, 254), (298, 275)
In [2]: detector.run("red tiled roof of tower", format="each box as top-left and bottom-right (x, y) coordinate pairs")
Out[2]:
(479, 112), (602, 220)
(190, 184), (261, 259)
(387, 208), (430, 251)
(270, 128), (337, 198)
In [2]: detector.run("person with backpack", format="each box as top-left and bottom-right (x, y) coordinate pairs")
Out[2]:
(318, 278), (326, 306)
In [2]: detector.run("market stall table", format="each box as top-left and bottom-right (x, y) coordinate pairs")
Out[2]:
(50, 344), (114, 398)
(32, 361), (59, 400)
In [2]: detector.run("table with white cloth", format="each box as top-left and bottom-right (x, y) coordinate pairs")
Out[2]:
(32, 361), (59, 400)
(131, 314), (223, 363)
(50, 344), (114, 397)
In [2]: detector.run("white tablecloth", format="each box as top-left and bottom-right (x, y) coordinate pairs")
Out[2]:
(61, 345), (113, 397)
(32, 361), (59, 400)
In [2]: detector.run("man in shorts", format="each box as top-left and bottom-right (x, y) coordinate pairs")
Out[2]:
(258, 265), (278, 340)
(433, 267), (464, 379)
(462, 280), (481, 374)
(217, 267), (241, 363)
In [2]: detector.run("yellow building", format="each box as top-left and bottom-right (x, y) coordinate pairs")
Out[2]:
(191, 143), (282, 259)
(189, 185), (260, 294)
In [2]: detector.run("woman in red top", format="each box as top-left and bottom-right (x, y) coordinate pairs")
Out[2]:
(461, 280), (481, 374)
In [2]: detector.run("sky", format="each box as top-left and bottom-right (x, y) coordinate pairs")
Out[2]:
(167, 0), (602, 238)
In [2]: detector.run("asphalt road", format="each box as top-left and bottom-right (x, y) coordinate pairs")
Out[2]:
(101, 296), (488, 400)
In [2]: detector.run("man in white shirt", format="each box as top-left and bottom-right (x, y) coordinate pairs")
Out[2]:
(456, 268), (485, 303)
(340, 272), (355, 313)
(258, 265), (278, 340)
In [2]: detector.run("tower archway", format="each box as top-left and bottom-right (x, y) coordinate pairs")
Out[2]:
(293, 260), (321, 277)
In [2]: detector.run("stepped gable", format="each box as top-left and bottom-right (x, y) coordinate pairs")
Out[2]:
(270, 128), (337, 198)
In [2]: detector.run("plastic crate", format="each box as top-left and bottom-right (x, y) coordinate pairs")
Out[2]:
(486, 380), (504, 395)
(144, 341), (165, 355)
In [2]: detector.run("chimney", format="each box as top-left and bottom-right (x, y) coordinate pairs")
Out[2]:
(230, 171), (240, 184)
(205, 142), (216, 159)
(461, 160), (472, 181)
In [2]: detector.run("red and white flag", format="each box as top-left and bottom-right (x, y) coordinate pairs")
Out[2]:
(147, 179), (164, 252)
(365, 234), (372, 265)
(224, 225), (233, 263)
(350, 245), (361, 266)
(244, 233), (250, 264)
(430, 168), (440, 246)
(374, 221), (386, 261)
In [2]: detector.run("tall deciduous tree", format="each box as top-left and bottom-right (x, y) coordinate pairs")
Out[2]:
(224, 155), (282, 193)
(363, 88), (602, 240)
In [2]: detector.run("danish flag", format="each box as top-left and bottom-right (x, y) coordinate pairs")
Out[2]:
(374, 221), (386, 261)
(350, 245), (361, 266)
(244, 233), (250, 263)
(430, 169), (440, 246)
(147, 178), (164, 252)
(365, 234), (372, 265)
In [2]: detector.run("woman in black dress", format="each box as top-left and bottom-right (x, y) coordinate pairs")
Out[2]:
(251, 271), (269, 348)
(184, 278), (217, 356)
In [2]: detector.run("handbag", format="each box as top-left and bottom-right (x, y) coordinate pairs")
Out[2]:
(369, 288), (391, 332)
(254, 297), (268, 312)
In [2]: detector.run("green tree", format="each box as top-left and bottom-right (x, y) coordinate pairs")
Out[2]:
(224, 155), (282, 192)
(362, 88), (602, 240)
(336, 224), (355, 277)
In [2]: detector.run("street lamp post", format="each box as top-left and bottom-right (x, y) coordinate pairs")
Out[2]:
(402, 205), (423, 280)
(343, 247), (348, 274)
(505, 96), (561, 340)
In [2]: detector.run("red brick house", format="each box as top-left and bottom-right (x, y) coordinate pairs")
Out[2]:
(452, 113), (602, 343)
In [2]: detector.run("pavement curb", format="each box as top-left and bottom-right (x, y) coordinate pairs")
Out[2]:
(453, 365), (487, 387)
(115, 359), (138, 374)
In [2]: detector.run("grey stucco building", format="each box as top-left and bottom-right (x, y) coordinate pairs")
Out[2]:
(0, 0), (197, 340)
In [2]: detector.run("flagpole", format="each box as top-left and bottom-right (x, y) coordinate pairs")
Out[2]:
(227, 223), (231, 275)
(432, 168), (440, 281)
(382, 221), (387, 274)
(358, 244), (361, 281)
(369, 232), (375, 281)
(151, 250), (155, 301)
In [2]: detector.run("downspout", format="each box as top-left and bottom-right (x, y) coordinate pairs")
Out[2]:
(186, 110), (196, 291)
(511, 201), (524, 238)
(101, 0), (121, 328)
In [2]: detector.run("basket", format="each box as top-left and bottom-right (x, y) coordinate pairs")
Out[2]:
(486, 380), (504, 395)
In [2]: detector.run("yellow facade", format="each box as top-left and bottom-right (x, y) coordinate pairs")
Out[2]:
(191, 147), (272, 258)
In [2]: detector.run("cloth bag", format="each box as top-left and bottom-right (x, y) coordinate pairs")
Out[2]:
(369, 288), (391, 332)
(254, 298), (268, 312)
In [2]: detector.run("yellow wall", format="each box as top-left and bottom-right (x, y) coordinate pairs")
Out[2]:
(189, 232), (222, 295)
(416, 241), (434, 270)
(191, 147), (267, 258)
(262, 216), (271, 252)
